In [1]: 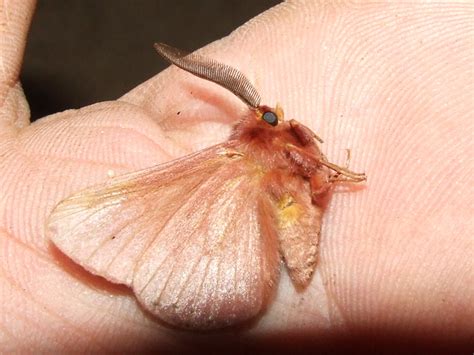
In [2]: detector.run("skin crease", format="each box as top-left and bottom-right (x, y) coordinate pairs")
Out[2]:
(0, 0), (472, 352)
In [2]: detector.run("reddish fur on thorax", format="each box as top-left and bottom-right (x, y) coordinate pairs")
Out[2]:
(229, 107), (330, 199)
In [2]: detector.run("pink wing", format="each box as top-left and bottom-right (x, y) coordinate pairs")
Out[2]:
(262, 171), (323, 288)
(48, 143), (280, 329)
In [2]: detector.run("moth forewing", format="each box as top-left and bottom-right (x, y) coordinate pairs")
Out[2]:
(48, 144), (236, 287)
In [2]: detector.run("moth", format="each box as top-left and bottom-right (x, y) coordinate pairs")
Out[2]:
(48, 43), (366, 330)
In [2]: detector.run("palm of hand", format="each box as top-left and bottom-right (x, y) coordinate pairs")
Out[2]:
(0, 2), (472, 352)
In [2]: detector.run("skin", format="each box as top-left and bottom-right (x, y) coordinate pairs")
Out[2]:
(0, 0), (472, 352)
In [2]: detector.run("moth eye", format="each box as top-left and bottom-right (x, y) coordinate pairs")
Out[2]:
(262, 111), (278, 126)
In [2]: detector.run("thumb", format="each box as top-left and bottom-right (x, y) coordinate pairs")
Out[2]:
(0, 1), (35, 132)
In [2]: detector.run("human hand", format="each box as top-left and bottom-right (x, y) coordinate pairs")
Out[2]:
(1, 1), (472, 352)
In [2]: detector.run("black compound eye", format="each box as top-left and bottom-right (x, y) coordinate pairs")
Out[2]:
(262, 111), (278, 126)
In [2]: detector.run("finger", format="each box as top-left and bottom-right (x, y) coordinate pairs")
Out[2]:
(0, 1), (35, 131)
(3, 2), (470, 350)
(118, 1), (473, 346)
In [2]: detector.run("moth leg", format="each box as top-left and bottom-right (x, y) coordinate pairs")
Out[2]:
(286, 142), (366, 182)
(289, 119), (324, 145)
(327, 149), (351, 182)
(319, 149), (366, 182)
(310, 150), (356, 201)
(285, 143), (332, 205)
(285, 144), (319, 177)
(310, 171), (333, 206)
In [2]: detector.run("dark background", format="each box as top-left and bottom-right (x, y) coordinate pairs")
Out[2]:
(21, 1), (280, 121)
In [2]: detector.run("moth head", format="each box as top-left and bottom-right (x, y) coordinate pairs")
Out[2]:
(256, 104), (284, 127)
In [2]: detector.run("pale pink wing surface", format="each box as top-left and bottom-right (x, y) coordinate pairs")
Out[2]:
(48, 143), (235, 285)
(263, 172), (323, 288)
(48, 143), (280, 329)
(132, 163), (280, 329)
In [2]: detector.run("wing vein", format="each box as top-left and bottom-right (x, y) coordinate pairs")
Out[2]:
(103, 175), (208, 273)
(137, 168), (223, 295)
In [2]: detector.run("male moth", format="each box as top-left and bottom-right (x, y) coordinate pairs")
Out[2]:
(48, 43), (366, 330)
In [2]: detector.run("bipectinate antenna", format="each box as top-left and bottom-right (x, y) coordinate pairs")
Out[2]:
(154, 43), (261, 108)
